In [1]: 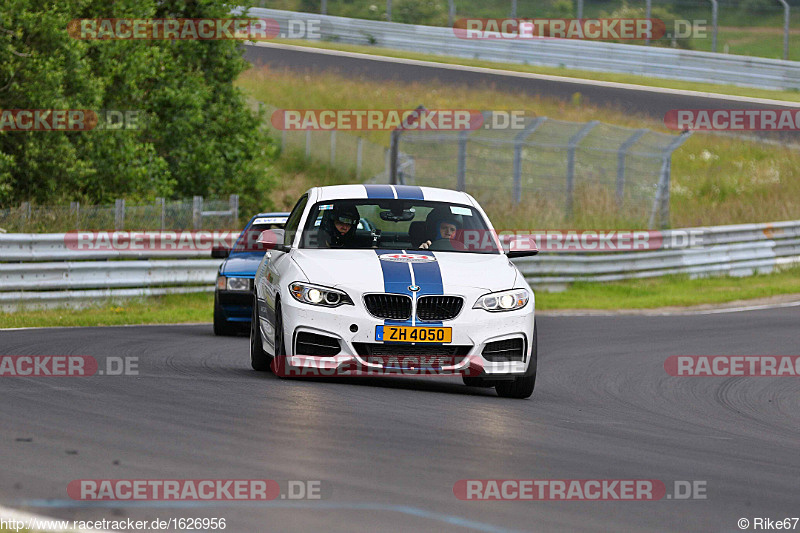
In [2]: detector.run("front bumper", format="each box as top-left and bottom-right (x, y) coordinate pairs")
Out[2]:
(216, 289), (253, 322)
(278, 295), (535, 377)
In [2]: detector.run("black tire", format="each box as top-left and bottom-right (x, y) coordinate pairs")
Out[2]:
(249, 296), (271, 371)
(213, 295), (236, 336)
(495, 321), (538, 399)
(495, 373), (536, 399)
(272, 300), (288, 378)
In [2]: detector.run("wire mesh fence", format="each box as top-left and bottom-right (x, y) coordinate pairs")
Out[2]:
(379, 113), (691, 229)
(266, 105), (391, 182)
(0, 196), (239, 233)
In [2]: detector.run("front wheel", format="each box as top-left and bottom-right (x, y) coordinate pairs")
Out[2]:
(213, 295), (236, 336)
(495, 320), (537, 399)
(271, 301), (288, 378)
(495, 373), (536, 399)
(249, 296), (271, 371)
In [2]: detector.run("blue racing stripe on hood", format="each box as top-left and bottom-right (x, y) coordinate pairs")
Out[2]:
(374, 250), (414, 327)
(410, 251), (443, 327)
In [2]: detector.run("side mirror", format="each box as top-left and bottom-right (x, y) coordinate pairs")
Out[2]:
(211, 247), (230, 259)
(504, 235), (539, 258)
(259, 229), (290, 252)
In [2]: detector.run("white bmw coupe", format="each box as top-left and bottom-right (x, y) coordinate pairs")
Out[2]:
(250, 184), (539, 398)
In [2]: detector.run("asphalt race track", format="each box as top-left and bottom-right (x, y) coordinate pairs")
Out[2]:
(243, 43), (800, 126)
(2, 307), (799, 532)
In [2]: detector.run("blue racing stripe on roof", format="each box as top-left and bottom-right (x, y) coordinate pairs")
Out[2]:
(393, 185), (424, 200)
(364, 184), (395, 199)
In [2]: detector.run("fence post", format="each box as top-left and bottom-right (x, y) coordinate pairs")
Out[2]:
(20, 202), (30, 230)
(229, 194), (239, 227)
(512, 117), (546, 204)
(384, 148), (391, 183)
(709, 0), (718, 52)
(387, 0), (392, 21)
(448, 0), (455, 27)
(777, 0), (790, 60)
(576, 0), (583, 19)
(356, 137), (363, 181)
(192, 196), (203, 230)
(456, 130), (468, 192)
(281, 129), (286, 153)
(114, 199), (125, 230)
(511, 0), (517, 18)
(70, 201), (80, 230)
(616, 128), (647, 208)
(156, 196), (167, 231)
(565, 121), (598, 220)
(330, 130), (337, 167)
(648, 131), (692, 228)
(321, 0), (327, 15)
(305, 130), (311, 158)
(389, 130), (400, 185)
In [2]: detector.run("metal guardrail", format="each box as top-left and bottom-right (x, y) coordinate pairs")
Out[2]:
(0, 220), (799, 310)
(247, 8), (800, 91)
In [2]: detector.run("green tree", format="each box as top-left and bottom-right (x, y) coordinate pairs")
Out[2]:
(0, 0), (273, 211)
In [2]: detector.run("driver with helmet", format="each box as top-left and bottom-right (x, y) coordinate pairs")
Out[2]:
(318, 204), (360, 248)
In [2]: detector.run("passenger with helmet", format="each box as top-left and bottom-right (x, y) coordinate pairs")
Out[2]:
(318, 203), (360, 248)
(419, 207), (462, 250)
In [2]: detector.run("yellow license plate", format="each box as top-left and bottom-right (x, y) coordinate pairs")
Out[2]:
(377, 325), (452, 343)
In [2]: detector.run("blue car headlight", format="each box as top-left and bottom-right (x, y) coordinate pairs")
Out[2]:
(473, 289), (529, 312)
(289, 282), (354, 308)
(217, 275), (251, 291)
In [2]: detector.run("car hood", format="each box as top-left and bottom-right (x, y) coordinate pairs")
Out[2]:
(291, 249), (518, 294)
(220, 252), (264, 277)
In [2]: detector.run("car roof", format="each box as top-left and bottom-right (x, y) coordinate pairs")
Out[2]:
(311, 185), (474, 205)
(252, 212), (290, 219)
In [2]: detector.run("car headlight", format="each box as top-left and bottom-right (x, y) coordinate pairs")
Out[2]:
(217, 275), (251, 291)
(289, 282), (354, 307)
(473, 289), (529, 312)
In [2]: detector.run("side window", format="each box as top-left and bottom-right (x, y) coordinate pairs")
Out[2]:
(283, 195), (308, 247)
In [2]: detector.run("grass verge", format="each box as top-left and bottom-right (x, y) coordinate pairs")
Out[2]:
(0, 292), (213, 329)
(266, 39), (800, 103)
(3, 268), (800, 328)
(536, 265), (800, 310)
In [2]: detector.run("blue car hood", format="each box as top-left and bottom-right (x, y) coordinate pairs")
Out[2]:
(220, 252), (265, 277)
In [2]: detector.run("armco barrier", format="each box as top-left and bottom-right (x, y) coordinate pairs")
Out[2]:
(0, 220), (799, 310)
(245, 8), (800, 91)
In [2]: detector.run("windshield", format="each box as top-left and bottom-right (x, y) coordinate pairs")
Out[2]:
(299, 199), (500, 254)
(231, 219), (286, 254)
